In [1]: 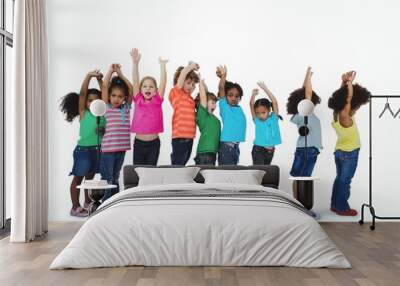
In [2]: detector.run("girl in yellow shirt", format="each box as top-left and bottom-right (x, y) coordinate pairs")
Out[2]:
(328, 71), (370, 216)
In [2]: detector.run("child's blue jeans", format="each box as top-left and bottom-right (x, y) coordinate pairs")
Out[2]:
(218, 142), (240, 165)
(100, 151), (126, 201)
(171, 138), (193, 166)
(331, 149), (360, 211)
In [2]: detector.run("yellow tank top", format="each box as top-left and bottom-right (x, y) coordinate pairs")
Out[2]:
(332, 116), (360, 151)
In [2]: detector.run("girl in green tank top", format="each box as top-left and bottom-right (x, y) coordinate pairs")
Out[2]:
(328, 71), (370, 216)
(60, 70), (105, 217)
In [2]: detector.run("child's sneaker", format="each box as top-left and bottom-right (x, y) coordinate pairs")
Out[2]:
(335, 209), (358, 216)
(70, 207), (88, 217)
(83, 202), (91, 211)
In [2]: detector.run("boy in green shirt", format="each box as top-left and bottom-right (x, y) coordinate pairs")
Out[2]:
(194, 78), (221, 165)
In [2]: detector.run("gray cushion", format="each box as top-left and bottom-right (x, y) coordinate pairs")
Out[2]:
(123, 165), (280, 190)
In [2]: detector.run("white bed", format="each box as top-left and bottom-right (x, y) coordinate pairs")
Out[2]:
(50, 183), (350, 269)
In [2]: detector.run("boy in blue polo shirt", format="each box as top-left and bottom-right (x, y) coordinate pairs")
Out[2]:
(250, 81), (282, 165)
(216, 65), (246, 165)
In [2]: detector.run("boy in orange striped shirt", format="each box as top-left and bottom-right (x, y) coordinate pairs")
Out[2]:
(169, 62), (200, 165)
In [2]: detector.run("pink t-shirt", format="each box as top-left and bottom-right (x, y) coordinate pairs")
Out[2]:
(130, 92), (164, 134)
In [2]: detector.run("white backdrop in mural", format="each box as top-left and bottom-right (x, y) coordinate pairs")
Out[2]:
(48, 0), (400, 221)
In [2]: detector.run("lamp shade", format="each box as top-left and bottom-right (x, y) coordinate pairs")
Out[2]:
(89, 99), (107, 116)
(297, 99), (315, 116)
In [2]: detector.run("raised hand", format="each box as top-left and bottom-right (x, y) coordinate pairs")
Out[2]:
(88, 69), (102, 78)
(347, 71), (356, 82)
(188, 61), (200, 71)
(200, 77), (209, 92)
(306, 66), (313, 77)
(257, 81), (268, 91)
(252, 88), (259, 97)
(112, 64), (122, 75)
(159, 57), (169, 65)
(216, 65), (227, 78)
(130, 48), (141, 63)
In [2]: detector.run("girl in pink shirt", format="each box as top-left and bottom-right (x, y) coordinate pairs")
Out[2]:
(130, 48), (168, 165)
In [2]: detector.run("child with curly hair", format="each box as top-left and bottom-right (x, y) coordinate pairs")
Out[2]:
(60, 70), (105, 217)
(328, 71), (370, 216)
(287, 67), (322, 198)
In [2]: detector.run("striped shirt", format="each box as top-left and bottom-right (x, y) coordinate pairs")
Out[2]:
(101, 103), (131, 153)
(169, 86), (196, 139)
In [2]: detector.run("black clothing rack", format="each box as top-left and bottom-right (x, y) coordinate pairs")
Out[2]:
(359, 95), (400, 230)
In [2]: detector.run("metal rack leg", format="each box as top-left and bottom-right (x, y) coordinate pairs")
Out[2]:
(359, 204), (366, 225)
(370, 206), (376, 231)
(359, 204), (376, 231)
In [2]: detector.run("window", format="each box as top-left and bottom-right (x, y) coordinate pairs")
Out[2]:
(0, 0), (14, 234)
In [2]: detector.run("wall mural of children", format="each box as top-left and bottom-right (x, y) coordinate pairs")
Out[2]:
(61, 51), (376, 217)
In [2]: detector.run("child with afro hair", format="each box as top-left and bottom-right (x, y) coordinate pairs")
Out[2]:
(328, 71), (370, 216)
(287, 67), (322, 199)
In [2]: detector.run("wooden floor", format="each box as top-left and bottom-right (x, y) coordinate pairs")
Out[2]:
(0, 222), (399, 286)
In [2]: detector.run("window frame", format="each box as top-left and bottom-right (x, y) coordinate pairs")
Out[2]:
(0, 0), (14, 234)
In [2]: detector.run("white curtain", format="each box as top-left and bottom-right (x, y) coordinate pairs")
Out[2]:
(10, 0), (48, 242)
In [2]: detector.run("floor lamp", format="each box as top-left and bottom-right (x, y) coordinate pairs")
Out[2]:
(86, 99), (107, 214)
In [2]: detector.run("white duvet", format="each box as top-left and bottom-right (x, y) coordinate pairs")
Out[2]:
(50, 183), (350, 269)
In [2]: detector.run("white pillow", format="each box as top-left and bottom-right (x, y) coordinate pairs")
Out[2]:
(200, 169), (266, 185)
(135, 167), (201, 186)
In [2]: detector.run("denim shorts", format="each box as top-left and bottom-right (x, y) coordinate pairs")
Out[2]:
(290, 147), (320, 177)
(69, 145), (100, 177)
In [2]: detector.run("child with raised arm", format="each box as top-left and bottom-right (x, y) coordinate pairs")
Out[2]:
(60, 70), (106, 217)
(328, 71), (370, 216)
(194, 77), (221, 165)
(216, 65), (246, 165)
(287, 67), (322, 199)
(250, 81), (282, 165)
(169, 62), (199, 165)
(130, 48), (168, 165)
(100, 64), (133, 201)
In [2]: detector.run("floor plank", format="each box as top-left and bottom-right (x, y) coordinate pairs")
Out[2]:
(0, 222), (399, 286)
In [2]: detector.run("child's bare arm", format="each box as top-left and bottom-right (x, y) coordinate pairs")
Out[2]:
(257, 81), (279, 115)
(80, 70), (100, 117)
(304, 67), (313, 101)
(159, 57), (168, 99)
(216, 65), (227, 98)
(340, 71), (353, 88)
(130, 48), (140, 96)
(199, 77), (207, 108)
(101, 65), (114, 103)
(339, 71), (356, 127)
(250, 88), (258, 120)
(115, 64), (133, 104)
(95, 72), (104, 89)
(177, 62), (199, 89)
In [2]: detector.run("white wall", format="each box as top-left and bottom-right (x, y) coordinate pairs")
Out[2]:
(48, 0), (400, 221)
